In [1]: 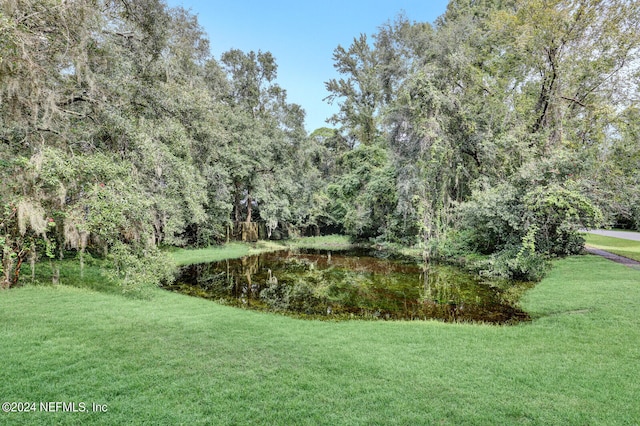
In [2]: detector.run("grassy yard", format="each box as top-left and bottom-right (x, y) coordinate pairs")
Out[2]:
(1, 248), (639, 424)
(584, 232), (640, 262)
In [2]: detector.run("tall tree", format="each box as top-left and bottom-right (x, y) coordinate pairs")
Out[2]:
(219, 48), (306, 236)
(325, 34), (384, 147)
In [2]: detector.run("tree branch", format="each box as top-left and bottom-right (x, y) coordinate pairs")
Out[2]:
(58, 95), (97, 107)
(560, 96), (587, 108)
(35, 127), (61, 135)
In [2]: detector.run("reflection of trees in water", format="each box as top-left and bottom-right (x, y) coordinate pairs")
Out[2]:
(418, 262), (530, 323)
(419, 263), (464, 321)
(170, 250), (529, 323)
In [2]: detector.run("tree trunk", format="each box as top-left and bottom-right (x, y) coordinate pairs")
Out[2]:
(12, 251), (26, 287)
(1, 247), (14, 289)
(246, 193), (253, 223)
(50, 261), (59, 285)
(234, 181), (242, 222)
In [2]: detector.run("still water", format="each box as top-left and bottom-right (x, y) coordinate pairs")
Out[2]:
(166, 248), (531, 324)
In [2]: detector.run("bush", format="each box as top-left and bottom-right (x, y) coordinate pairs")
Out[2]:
(453, 181), (602, 281)
(523, 184), (603, 256)
(482, 248), (550, 281)
(456, 183), (524, 254)
(105, 242), (176, 299)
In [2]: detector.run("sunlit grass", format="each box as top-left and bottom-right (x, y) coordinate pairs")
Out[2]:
(169, 235), (353, 266)
(1, 254), (639, 424)
(583, 233), (640, 262)
(169, 242), (251, 266)
(285, 234), (353, 250)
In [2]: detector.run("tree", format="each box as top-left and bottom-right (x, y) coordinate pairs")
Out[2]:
(319, 0), (639, 266)
(219, 48), (307, 237)
(0, 0), (215, 289)
(325, 34), (384, 147)
(487, 0), (640, 151)
(324, 145), (399, 240)
(584, 106), (640, 230)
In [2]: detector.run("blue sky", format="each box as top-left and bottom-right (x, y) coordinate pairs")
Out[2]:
(166, 0), (450, 132)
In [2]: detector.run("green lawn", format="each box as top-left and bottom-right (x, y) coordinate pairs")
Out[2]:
(170, 235), (353, 266)
(1, 252), (639, 425)
(283, 234), (353, 250)
(584, 233), (640, 262)
(170, 242), (255, 266)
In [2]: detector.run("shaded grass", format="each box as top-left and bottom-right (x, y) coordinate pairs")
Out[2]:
(1, 254), (639, 424)
(584, 233), (640, 262)
(16, 257), (121, 295)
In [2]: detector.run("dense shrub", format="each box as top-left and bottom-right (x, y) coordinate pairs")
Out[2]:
(454, 182), (602, 280)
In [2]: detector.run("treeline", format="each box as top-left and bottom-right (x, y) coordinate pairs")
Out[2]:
(1, 0), (639, 289)
(320, 0), (640, 278)
(0, 0), (317, 289)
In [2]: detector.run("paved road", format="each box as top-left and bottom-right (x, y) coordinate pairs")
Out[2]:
(584, 229), (640, 242)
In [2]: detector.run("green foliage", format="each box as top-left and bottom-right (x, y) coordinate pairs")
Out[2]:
(478, 247), (550, 281)
(523, 184), (603, 255)
(324, 0), (638, 270)
(105, 242), (176, 299)
(2, 0), (638, 289)
(324, 145), (400, 240)
(0, 0), (313, 287)
(325, 34), (384, 146)
(455, 179), (602, 279)
(457, 183), (523, 254)
(583, 106), (640, 230)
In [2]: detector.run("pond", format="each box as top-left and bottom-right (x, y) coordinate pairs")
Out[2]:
(165, 248), (532, 324)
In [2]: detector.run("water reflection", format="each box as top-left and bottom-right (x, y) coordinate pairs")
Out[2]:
(165, 248), (531, 324)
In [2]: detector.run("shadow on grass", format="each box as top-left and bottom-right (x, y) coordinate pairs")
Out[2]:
(18, 257), (122, 295)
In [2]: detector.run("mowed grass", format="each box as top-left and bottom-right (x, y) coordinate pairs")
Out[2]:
(1, 254), (639, 425)
(584, 232), (640, 262)
(285, 234), (353, 250)
(170, 242), (253, 266)
(171, 235), (353, 266)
